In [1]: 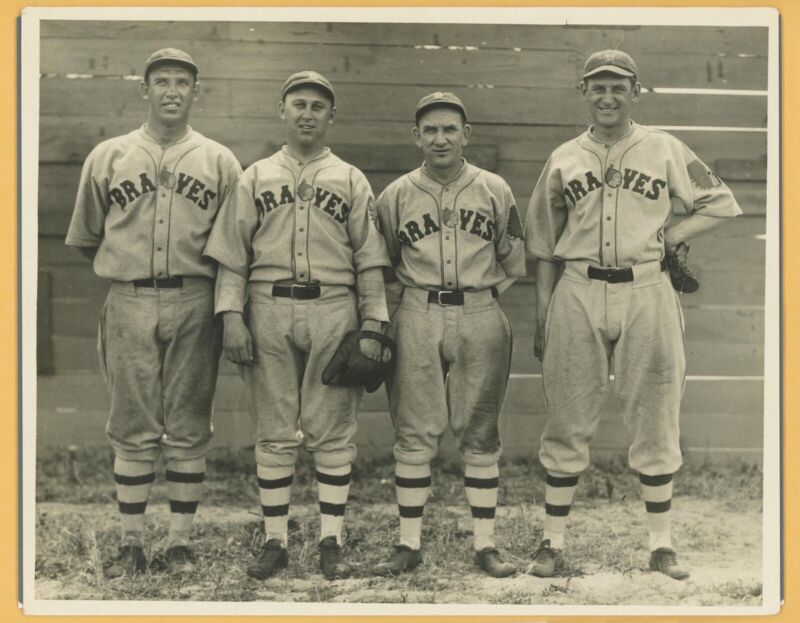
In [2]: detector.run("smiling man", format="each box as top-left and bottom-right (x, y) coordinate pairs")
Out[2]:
(65, 48), (242, 577)
(525, 50), (742, 580)
(372, 92), (526, 578)
(203, 71), (390, 581)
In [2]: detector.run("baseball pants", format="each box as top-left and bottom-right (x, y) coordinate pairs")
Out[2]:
(386, 287), (513, 467)
(539, 260), (686, 476)
(98, 278), (221, 461)
(242, 282), (362, 469)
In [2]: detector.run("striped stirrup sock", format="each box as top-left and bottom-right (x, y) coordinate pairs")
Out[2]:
(464, 463), (500, 551)
(113, 456), (156, 543)
(543, 471), (579, 550)
(315, 463), (352, 544)
(639, 472), (674, 551)
(395, 462), (431, 550)
(257, 464), (294, 546)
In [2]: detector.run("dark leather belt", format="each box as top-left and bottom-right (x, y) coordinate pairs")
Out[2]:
(132, 276), (183, 288)
(272, 282), (321, 300)
(427, 287), (499, 306)
(588, 259), (667, 283)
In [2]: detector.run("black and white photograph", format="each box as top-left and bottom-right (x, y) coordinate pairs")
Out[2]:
(20, 6), (781, 616)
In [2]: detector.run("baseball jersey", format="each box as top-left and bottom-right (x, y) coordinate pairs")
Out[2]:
(204, 147), (390, 288)
(376, 161), (526, 291)
(65, 126), (242, 280)
(525, 122), (742, 266)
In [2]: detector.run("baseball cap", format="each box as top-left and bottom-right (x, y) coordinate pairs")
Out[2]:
(415, 91), (467, 123)
(582, 49), (638, 80)
(143, 48), (198, 80)
(282, 70), (335, 105)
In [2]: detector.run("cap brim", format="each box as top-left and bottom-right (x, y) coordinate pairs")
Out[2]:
(283, 81), (335, 102)
(416, 101), (467, 120)
(583, 65), (635, 79)
(145, 59), (198, 75)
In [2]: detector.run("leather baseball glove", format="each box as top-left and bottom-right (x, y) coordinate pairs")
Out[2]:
(322, 330), (395, 393)
(665, 241), (699, 293)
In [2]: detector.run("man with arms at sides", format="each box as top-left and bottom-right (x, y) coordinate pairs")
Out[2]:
(526, 50), (742, 580)
(65, 48), (242, 577)
(204, 71), (390, 581)
(373, 92), (526, 578)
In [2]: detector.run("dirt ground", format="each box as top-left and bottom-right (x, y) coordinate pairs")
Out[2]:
(35, 496), (762, 607)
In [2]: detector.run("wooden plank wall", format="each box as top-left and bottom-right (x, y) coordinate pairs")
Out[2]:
(36, 21), (769, 458)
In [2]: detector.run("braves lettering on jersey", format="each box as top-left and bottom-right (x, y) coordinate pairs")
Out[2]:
(377, 161), (526, 289)
(66, 126), (241, 281)
(526, 122), (741, 265)
(203, 146), (389, 289)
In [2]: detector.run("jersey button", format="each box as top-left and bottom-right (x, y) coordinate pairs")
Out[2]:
(157, 247), (163, 252)
(297, 252), (303, 256)
(447, 281), (453, 286)
(158, 219), (164, 224)
(605, 242), (610, 247)
(606, 216), (612, 221)
(299, 227), (304, 232)
(446, 260), (452, 264)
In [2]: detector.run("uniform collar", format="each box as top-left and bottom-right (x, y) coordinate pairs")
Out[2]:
(578, 120), (646, 155)
(280, 145), (331, 168)
(135, 123), (195, 148)
(412, 158), (479, 195)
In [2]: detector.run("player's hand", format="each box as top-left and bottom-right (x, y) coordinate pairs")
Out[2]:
(222, 311), (254, 366)
(358, 319), (387, 362)
(533, 310), (546, 363)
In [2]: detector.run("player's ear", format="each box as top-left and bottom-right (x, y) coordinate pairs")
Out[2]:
(631, 81), (642, 103)
(411, 125), (422, 149)
(140, 79), (150, 100)
(328, 105), (336, 124)
(462, 123), (472, 145)
(579, 80), (589, 101)
(192, 80), (201, 102)
(277, 99), (286, 120)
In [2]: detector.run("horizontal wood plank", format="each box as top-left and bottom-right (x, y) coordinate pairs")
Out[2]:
(40, 76), (768, 128)
(41, 22), (768, 58)
(38, 116), (768, 189)
(40, 38), (768, 89)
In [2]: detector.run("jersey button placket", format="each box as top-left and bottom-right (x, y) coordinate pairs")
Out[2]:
(295, 181), (312, 282)
(442, 192), (457, 289)
(602, 157), (617, 266)
(154, 169), (170, 278)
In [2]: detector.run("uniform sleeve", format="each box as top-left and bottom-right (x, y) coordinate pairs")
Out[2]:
(355, 266), (389, 323)
(525, 157), (569, 261)
(669, 140), (743, 218)
(493, 179), (527, 278)
(346, 167), (391, 272)
(203, 167), (259, 277)
(375, 187), (402, 264)
(214, 265), (248, 314)
(216, 149), (243, 210)
(65, 147), (108, 248)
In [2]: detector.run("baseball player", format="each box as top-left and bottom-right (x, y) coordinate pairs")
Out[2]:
(203, 71), (390, 581)
(372, 92), (526, 578)
(525, 50), (742, 580)
(65, 48), (242, 577)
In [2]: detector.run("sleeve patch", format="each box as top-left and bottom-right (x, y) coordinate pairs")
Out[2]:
(687, 159), (723, 189)
(506, 205), (524, 239)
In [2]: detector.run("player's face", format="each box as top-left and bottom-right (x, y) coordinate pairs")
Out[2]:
(581, 75), (640, 132)
(413, 108), (471, 173)
(279, 87), (336, 150)
(141, 64), (198, 127)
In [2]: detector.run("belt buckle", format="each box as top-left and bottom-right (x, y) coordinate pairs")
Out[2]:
(290, 283), (307, 298)
(437, 290), (455, 306)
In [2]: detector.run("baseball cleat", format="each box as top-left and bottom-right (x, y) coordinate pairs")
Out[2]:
(372, 544), (423, 576)
(529, 539), (558, 578)
(104, 542), (147, 579)
(318, 536), (352, 580)
(165, 545), (196, 574)
(246, 538), (288, 580)
(475, 547), (517, 578)
(649, 547), (690, 580)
